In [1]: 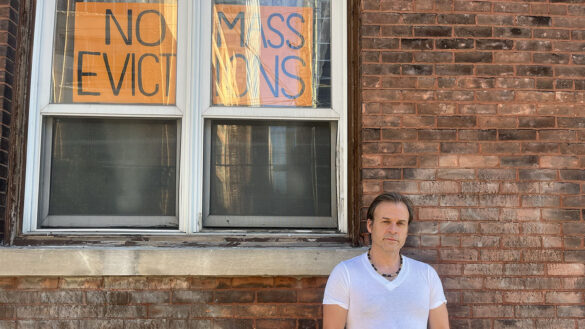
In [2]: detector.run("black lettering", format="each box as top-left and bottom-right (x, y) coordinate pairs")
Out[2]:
(77, 51), (101, 96)
(217, 11), (245, 47)
(103, 52), (132, 96)
(131, 53), (136, 96)
(230, 54), (248, 97)
(136, 10), (166, 46)
(161, 53), (176, 97)
(215, 56), (221, 97)
(105, 9), (132, 45)
(138, 53), (160, 96)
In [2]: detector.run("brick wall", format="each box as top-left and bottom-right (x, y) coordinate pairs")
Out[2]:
(0, 276), (325, 329)
(360, 0), (585, 328)
(0, 0), (19, 243)
(1, 0), (585, 329)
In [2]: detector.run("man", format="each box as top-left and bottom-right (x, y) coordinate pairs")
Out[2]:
(323, 192), (450, 329)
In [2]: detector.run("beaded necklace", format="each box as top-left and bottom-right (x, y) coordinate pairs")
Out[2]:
(367, 248), (403, 279)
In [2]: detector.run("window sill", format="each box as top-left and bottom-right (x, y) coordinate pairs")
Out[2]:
(0, 245), (366, 276)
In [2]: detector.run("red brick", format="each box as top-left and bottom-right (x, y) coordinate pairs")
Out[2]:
(525, 277), (562, 290)
(438, 155), (458, 167)
(480, 223), (520, 234)
(0, 278), (17, 289)
(382, 103), (416, 114)
(383, 181), (418, 193)
(213, 290), (254, 303)
(461, 208), (499, 221)
(548, 264), (585, 276)
(103, 277), (149, 290)
(473, 305), (515, 318)
(523, 250), (563, 262)
(542, 236), (563, 248)
(503, 292), (544, 304)
(420, 181), (459, 193)
(435, 90), (474, 101)
(192, 278), (230, 291)
(257, 290), (296, 303)
(522, 222), (560, 235)
(504, 264), (545, 276)
(443, 277), (483, 290)
(558, 306), (585, 318)
(256, 319), (296, 329)
(17, 278), (59, 290)
(459, 156), (499, 168)
(546, 292), (583, 304)
(381, 155), (417, 167)
(437, 168), (475, 180)
(460, 104), (497, 115)
(232, 277), (273, 289)
(213, 319), (253, 329)
(478, 116), (517, 129)
(501, 236), (541, 248)
(147, 278), (190, 290)
(517, 306), (556, 318)
(418, 207), (459, 220)
(299, 277), (327, 289)
(461, 235), (500, 248)
(439, 249), (479, 261)
(362, 155), (381, 167)
(540, 156), (579, 168)
(536, 319), (577, 329)
(463, 264), (503, 276)
(297, 289), (323, 303)
(381, 0), (413, 11)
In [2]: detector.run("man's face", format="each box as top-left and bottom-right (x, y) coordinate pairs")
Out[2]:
(367, 201), (409, 254)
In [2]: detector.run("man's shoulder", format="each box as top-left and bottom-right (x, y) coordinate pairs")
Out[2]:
(334, 252), (366, 270)
(403, 255), (437, 274)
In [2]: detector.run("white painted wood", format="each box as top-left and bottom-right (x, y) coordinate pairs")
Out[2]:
(24, 0), (348, 234)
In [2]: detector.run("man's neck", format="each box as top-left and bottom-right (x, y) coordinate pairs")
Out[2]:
(369, 247), (401, 272)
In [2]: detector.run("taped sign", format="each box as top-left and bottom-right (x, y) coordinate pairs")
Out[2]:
(73, 2), (177, 104)
(212, 4), (313, 107)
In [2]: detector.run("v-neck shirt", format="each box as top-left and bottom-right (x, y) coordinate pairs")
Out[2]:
(323, 252), (447, 329)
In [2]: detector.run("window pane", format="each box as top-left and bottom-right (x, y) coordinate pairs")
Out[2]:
(212, 0), (331, 108)
(52, 0), (178, 105)
(40, 118), (178, 228)
(209, 120), (332, 219)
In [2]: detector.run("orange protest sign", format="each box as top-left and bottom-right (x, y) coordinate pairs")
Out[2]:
(73, 2), (177, 104)
(212, 4), (313, 107)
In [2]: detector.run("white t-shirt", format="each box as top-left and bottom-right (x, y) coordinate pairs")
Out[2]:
(323, 252), (447, 329)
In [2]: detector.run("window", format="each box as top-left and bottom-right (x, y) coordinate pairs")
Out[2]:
(24, 0), (347, 233)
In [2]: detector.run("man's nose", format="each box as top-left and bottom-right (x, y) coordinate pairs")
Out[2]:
(387, 222), (397, 233)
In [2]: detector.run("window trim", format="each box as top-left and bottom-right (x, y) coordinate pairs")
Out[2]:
(24, 0), (190, 234)
(202, 120), (339, 229)
(16, 0), (350, 237)
(196, 0), (348, 232)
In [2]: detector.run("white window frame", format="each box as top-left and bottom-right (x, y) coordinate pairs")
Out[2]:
(22, 0), (347, 234)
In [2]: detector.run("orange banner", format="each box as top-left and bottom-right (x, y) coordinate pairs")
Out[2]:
(73, 2), (177, 104)
(212, 5), (313, 107)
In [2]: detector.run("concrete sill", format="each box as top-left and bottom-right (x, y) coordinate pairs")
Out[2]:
(0, 246), (366, 276)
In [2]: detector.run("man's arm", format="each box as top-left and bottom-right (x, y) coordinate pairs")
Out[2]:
(323, 304), (347, 329)
(428, 303), (449, 329)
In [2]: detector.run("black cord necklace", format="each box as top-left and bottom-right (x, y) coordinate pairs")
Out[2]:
(367, 248), (403, 278)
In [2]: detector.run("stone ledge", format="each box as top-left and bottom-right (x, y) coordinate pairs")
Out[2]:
(0, 247), (366, 276)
